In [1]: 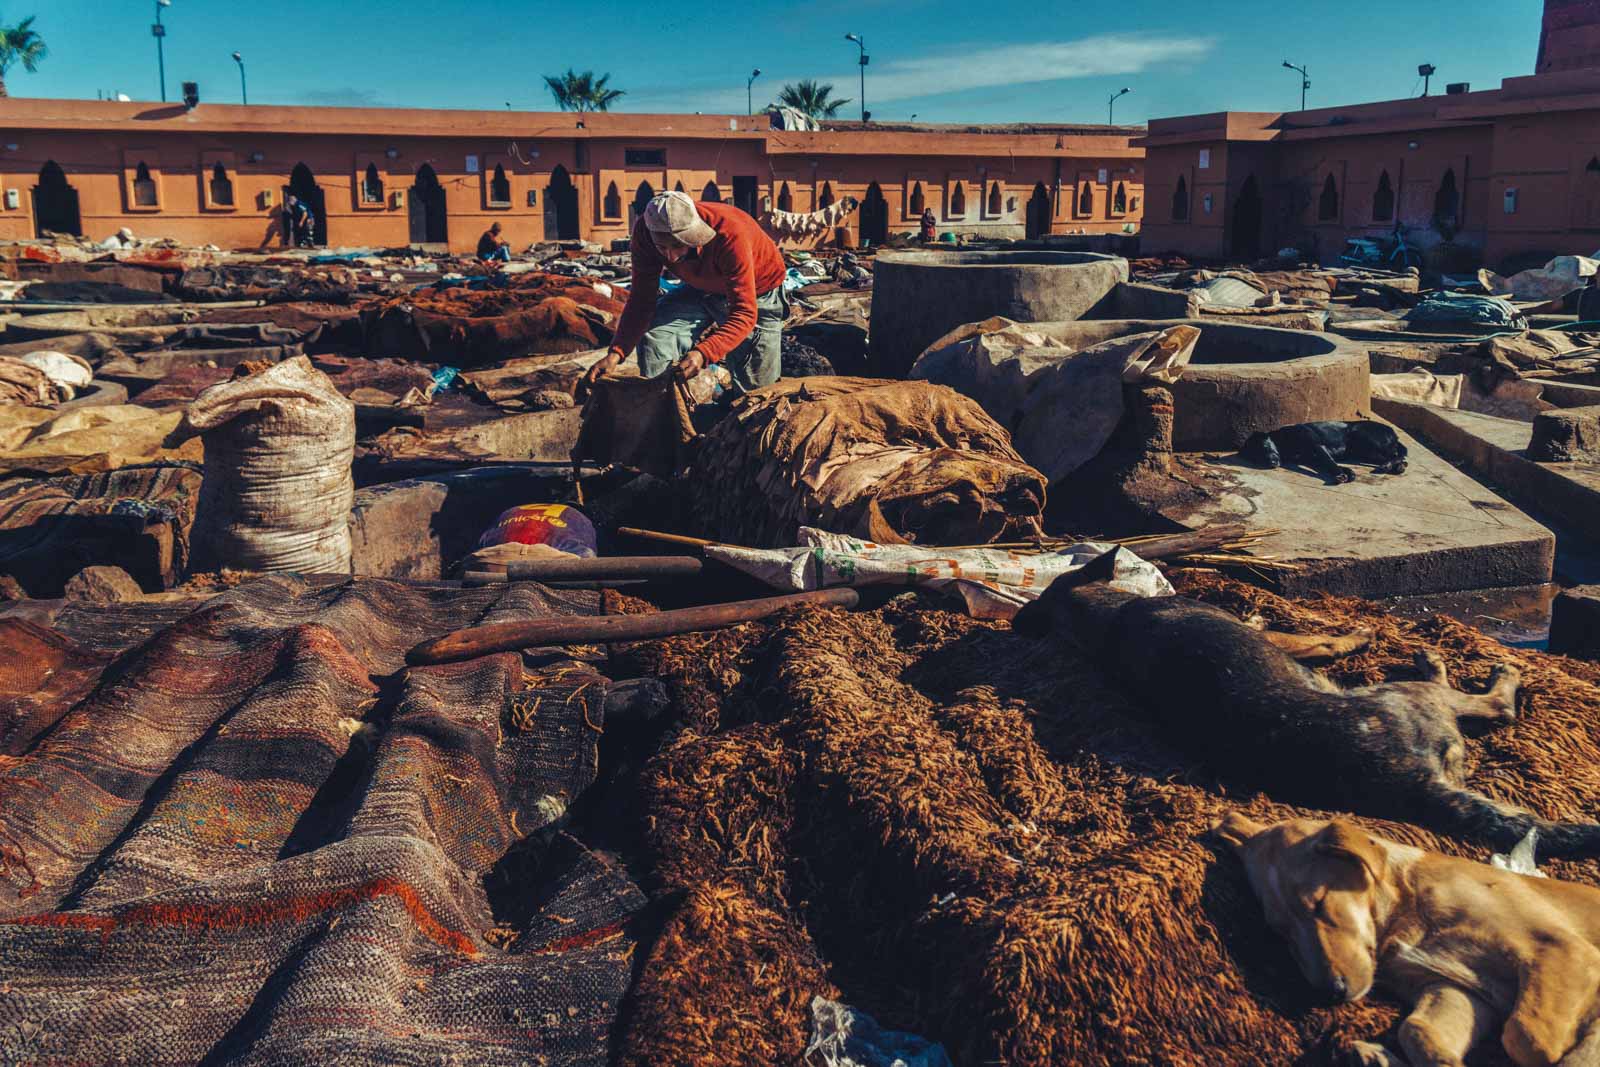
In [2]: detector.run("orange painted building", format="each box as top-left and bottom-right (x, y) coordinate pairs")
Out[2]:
(1138, 0), (1600, 266)
(0, 97), (1142, 253)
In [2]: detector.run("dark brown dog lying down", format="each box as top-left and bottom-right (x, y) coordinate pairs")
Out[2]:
(1219, 814), (1600, 1067)
(1011, 550), (1600, 858)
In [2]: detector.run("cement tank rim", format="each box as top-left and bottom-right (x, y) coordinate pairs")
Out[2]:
(874, 249), (1127, 270)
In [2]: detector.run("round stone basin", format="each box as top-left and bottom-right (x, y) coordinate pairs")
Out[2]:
(968, 318), (1370, 451)
(869, 249), (1128, 377)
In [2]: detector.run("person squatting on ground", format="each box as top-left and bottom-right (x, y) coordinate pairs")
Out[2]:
(477, 221), (511, 263)
(583, 190), (788, 394)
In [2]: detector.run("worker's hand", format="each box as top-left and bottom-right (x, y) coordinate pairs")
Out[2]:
(675, 350), (706, 381)
(578, 349), (624, 398)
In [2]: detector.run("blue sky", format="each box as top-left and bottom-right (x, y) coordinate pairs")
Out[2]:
(9, 1), (1547, 125)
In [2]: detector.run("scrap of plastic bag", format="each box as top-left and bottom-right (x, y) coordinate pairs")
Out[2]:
(705, 526), (1172, 620)
(805, 996), (952, 1067)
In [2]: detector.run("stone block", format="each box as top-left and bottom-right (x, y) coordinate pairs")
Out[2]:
(1549, 584), (1600, 659)
(1528, 405), (1600, 462)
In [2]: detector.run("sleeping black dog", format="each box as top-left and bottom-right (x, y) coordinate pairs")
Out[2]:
(1240, 420), (1408, 484)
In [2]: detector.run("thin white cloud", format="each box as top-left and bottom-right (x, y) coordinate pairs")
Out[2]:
(622, 33), (1215, 115)
(858, 34), (1217, 102)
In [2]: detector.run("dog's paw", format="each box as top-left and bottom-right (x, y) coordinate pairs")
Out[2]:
(1414, 649), (1449, 684)
(1331, 466), (1357, 484)
(1346, 1040), (1404, 1067)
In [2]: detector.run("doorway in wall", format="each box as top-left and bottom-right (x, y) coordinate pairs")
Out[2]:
(859, 182), (889, 245)
(409, 164), (448, 245)
(282, 163), (328, 245)
(544, 165), (579, 240)
(32, 160), (81, 236)
(732, 175), (759, 216)
(1025, 182), (1051, 238)
(1230, 175), (1263, 260)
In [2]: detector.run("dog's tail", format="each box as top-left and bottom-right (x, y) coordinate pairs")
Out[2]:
(1422, 783), (1600, 860)
(1011, 547), (1125, 639)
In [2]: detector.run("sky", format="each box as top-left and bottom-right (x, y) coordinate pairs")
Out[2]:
(7, 0), (1549, 125)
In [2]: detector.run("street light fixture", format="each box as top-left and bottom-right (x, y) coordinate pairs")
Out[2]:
(844, 33), (868, 124)
(1108, 86), (1131, 125)
(232, 51), (247, 106)
(747, 68), (761, 115)
(1418, 63), (1436, 96)
(153, 0), (172, 103)
(1282, 60), (1309, 111)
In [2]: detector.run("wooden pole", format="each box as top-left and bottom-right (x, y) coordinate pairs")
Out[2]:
(473, 556), (704, 582)
(407, 587), (859, 666)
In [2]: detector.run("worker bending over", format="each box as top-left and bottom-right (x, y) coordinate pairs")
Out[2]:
(583, 190), (786, 392)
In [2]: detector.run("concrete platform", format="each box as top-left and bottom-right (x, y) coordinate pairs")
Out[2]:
(1165, 425), (1554, 597)
(1375, 399), (1600, 537)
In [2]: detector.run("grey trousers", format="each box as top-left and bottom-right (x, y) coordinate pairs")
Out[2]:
(637, 285), (786, 393)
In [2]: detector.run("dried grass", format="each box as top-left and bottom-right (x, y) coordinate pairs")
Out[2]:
(620, 577), (1600, 1066)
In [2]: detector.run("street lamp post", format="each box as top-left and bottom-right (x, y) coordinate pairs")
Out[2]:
(153, 0), (172, 103)
(747, 68), (760, 115)
(1108, 87), (1130, 124)
(844, 33), (868, 124)
(232, 51), (247, 105)
(1282, 60), (1309, 110)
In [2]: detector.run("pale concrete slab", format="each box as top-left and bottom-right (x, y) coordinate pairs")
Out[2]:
(1165, 424), (1554, 597)
(1376, 399), (1600, 536)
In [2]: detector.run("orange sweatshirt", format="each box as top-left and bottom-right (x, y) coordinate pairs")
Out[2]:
(611, 202), (787, 365)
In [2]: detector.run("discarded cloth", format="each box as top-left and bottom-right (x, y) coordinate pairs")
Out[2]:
(1407, 291), (1525, 329)
(911, 321), (1199, 486)
(0, 403), (202, 477)
(687, 377), (1047, 547)
(167, 356), (355, 575)
(1479, 256), (1598, 306)
(706, 527), (1172, 619)
(477, 503), (597, 558)
(806, 996), (954, 1067)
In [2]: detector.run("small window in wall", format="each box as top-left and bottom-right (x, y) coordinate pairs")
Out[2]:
(777, 182), (793, 212)
(1172, 176), (1188, 221)
(987, 181), (1002, 215)
(625, 148), (666, 167)
(1589, 156), (1600, 174)
(1077, 182), (1093, 216)
(674, 180), (686, 193)
(818, 181), (835, 209)
(1318, 174), (1339, 221)
(701, 181), (722, 202)
(631, 181), (655, 226)
(1372, 170), (1394, 221)
(489, 164), (511, 206)
(603, 181), (622, 219)
(1113, 182), (1127, 214)
(909, 182), (925, 216)
(950, 183), (966, 217)
(361, 162), (384, 205)
(133, 162), (158, 207)
(209, 161), (235, 207)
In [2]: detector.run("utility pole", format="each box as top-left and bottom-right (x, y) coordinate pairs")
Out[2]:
(1108, 87), (1130, 125)
(233, 52), (247, 105)
(153, 0), (171, 102)
(747, 68), (760, 115)
(1282, 60), (1309, 110)
(845, 33), (868, 124)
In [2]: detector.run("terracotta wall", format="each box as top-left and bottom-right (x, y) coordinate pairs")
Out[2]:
(0, 121), (1141, 253)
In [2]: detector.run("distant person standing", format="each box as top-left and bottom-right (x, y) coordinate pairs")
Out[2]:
(919, 207), (937, 243)
(477, 221), (511, 263)
(287, 195), (316, 248)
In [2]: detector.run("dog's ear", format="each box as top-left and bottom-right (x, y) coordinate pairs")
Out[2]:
(1314, 821), (1386, 884)
(1214, 811), (1267, 852)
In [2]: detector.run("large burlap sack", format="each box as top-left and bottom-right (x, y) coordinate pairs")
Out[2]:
(167, 355), (355, 574)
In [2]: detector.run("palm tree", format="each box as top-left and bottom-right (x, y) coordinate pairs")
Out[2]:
(542, 69), (624, 113)
(0, 15), (47, 99)
(777, 79), (849, 122)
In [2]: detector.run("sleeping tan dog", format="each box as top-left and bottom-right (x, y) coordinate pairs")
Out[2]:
(1217, 813), (1600, 1066)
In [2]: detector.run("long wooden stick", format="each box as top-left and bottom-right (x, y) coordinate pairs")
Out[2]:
(474, 556), (704, 582)
(407, 588), (859, 666)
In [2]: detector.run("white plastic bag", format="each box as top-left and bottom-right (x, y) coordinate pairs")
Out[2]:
(169, 355), (355, 574)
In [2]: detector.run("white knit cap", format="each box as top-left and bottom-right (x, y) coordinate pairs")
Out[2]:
(642, 190), (716, 246)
